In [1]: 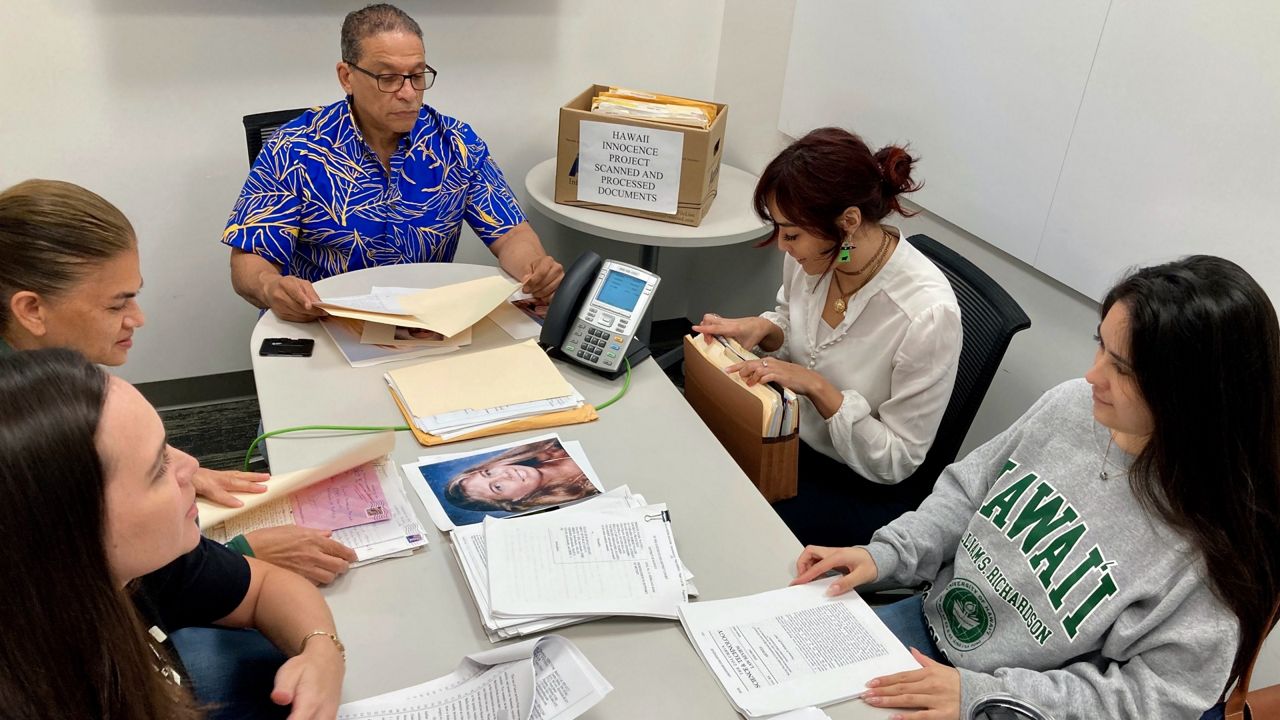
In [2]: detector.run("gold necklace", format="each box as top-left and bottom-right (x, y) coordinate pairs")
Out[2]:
(830, 230), (892, 314)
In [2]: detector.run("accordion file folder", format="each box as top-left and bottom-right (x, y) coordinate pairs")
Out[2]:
(682, 335), (798, 502)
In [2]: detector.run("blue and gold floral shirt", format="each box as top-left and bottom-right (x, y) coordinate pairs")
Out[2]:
(222, 99), (526, 282)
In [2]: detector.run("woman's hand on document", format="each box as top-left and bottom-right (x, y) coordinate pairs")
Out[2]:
(692, 314), (782, 352)
(863, 648), (961, 719)
(245, 525), (359, 585)
(191, 467), (270, 508)
(791, 545), (878, 596)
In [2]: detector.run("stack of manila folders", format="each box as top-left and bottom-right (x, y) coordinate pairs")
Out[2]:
(336, 634), (611, 720)
(686, 333), (798, 438)
(400, 435), (696, 642)
(385, 338), (597, 445)
(317, 275), (541, 367)
(200, 432), (427, 566)
(590, 86), (719, 129)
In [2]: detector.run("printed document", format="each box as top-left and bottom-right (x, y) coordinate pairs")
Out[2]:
(450, 488), (637, 640)
(205, 457), (428, 564)
(487, 502), (688, 619)
(289, 461), (390, 531)
(196, 432), (395, 529)
(335, 634), (611, 720)
(677, 578), (920, 717)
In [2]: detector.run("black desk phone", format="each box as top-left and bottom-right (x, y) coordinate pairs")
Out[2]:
(540, 251), (661, 378)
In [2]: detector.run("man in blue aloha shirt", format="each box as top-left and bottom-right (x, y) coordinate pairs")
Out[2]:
(223, 4), (563, 322)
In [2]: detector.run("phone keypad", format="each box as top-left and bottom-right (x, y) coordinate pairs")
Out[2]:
(565, 324), (623, 369)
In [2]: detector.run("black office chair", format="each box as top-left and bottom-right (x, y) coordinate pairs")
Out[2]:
(241, 108), (310, 165)
(898, 233), (1031, 504)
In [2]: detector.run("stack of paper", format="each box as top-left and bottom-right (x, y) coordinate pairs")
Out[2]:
(486, 497), (690, 620)
(687, 334), (798, 437)
(590, 87), (719, 129)
(678, 579), (921, 717)
(457, 488), (685, 640)
(386, 339), (596, 443)
(337, 634), (612, 720)
(200, 433), (428, 565)
(399, 435), (695, 640)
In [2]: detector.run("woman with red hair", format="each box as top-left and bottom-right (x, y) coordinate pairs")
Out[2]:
(695, 127), (961, 547)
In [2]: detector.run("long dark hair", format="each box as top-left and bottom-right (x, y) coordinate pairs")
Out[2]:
(0, 349), (199, 719)
(752, 127), (922, 259)
(1103, 255), (1280, 689)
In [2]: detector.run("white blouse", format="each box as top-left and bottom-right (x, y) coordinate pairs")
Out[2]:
(760, 231), (962, 483)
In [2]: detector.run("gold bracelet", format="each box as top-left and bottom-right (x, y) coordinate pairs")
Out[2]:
(299, 630), (346, 662)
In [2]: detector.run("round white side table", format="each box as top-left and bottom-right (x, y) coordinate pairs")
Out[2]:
(523, 157), (771, 273)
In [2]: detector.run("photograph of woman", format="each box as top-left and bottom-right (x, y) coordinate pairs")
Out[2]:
(409, 436), (602, 529)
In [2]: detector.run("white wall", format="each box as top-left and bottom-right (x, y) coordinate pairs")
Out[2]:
(711, 0), (1097, 451)
(0, 0), (725, 384)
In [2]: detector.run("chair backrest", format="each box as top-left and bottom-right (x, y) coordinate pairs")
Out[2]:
(901, 233), (1031, 503)
(241, 108), (310, 166)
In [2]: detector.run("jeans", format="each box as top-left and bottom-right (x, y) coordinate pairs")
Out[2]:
(871, 594), (946, 663)
(171, 626), (290, 720)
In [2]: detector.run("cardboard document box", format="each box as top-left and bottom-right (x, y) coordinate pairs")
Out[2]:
(682, 336), (798, 502)
(555, 84), (728, 227)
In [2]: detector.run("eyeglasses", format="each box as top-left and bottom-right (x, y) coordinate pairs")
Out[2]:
(345, 60), (437, 93)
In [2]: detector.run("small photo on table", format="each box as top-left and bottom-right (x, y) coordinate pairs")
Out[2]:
(511, 297), (549, 324)
(404, 434), (603, 530)
(394, 327), (445, 342)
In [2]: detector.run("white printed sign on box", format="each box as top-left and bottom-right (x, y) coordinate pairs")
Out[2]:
(576, 120), (684, 215)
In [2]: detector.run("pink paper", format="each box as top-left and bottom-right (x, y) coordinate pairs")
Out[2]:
(290, 462), (390, 531)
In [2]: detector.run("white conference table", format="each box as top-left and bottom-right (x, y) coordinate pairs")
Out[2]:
(250, 262), (890, 719)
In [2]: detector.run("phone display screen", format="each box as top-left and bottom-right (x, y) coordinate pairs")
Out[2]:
(596, 270), (647, 312)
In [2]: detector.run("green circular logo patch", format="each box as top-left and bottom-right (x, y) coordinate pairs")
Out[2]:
(937, 578), (996, 651)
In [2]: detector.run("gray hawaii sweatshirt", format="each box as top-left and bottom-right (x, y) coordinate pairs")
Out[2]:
(865, 379), (1237, 720)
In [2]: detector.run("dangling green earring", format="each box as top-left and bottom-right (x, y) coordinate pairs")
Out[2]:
(838, 239), (853, 263)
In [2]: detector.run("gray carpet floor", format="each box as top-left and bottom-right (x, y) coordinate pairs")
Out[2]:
(158, 397), (267, 472)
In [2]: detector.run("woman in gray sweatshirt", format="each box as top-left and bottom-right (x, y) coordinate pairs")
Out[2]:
(792, 255), (1280, 720)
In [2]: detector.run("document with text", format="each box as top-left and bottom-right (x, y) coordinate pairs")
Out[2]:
(335, 634), (611, 720)
(487, 502), (688, 619)
(205, 457), (427, 564)
(451, 488), (639, 640)
(677, 578), (920, 718)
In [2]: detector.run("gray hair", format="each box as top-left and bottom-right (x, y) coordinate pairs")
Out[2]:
(341, 4), (423, 62)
